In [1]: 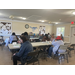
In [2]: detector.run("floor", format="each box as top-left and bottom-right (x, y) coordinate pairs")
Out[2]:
(0, 46), (75, 65)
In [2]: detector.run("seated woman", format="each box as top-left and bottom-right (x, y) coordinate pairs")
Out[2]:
(48, 36), (64, 58)
(9, 32), (18, 44)
(13, 35), (33, 65)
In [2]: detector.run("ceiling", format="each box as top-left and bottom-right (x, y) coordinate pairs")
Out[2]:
(0, 9), (75, 25)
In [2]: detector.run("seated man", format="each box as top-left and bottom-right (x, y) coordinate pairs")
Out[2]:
(48, 36), (64, 58)
(13, 35), (33, 65)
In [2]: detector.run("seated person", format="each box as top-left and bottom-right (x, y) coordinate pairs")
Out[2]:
(50, 34), (55, 41)
(48, 33), (51, 39)
(42, 34), (50, 41)
(21, 32), (30, 41)
(13, 35), (33, 65)
(9, 32), (18, 44)
(39, 34), (44, 40)
(48, 36), (64, 58)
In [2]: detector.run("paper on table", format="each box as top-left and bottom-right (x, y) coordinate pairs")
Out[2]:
(13, 44), (20, 47)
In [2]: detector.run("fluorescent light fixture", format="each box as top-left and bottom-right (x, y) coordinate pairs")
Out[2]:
(73, 12), (75, 15)
(55, 23), (58, 24)
(42, 20), (44, 22)
(23, 18), (26, 20)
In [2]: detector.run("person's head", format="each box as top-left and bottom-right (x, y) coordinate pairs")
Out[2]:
(21, 33), (24, 35)
(24, 32), (28, 36)
(20, 35), (28, 43)
(55, 36), (62, 41)
(48, 33), (50, 35)
(45, 34), (48, 39)
(12, 32), (15, 35)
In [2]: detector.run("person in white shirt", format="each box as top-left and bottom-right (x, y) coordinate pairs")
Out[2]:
(48, 36), (64, 57)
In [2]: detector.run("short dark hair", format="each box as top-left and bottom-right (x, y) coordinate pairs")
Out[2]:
(20, 35), (28, 43)
(12, 32), (15, 35)
(24, 32), (28, 35)
(21, 33), (24, 35)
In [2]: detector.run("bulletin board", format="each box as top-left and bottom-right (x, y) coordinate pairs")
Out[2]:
(0, 22), (12, 36)
(39, 26), (45, 35)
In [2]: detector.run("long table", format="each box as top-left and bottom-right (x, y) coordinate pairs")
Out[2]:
(8, 41), (52, 50)
(8, 41), (70, 50)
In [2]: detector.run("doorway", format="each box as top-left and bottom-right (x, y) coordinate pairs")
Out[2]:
(70, 26), (75, 44)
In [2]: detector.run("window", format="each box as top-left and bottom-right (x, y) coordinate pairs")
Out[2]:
(56, 27), (65, 36)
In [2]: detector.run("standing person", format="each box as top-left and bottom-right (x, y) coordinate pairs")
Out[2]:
(13, 35), (33, 65)
(60, 34), (64, 41)
(48, 36), (64, 58)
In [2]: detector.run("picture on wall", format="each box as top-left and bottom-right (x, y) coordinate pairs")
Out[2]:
(39, 26), (45, 35)
(0, 22), (12, 36)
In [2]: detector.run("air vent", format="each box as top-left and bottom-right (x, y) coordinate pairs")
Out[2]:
(27, 15), (42, 20)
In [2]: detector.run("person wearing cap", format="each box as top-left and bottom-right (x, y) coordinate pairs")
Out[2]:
(48, 36), (64, 58)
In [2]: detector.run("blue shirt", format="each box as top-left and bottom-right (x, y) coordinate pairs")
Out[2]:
(15, 41), (33, 59)
(52, 40), (64, 54)
(9, 35), (17, 43)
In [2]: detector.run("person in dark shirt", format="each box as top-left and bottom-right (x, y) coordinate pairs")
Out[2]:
(13, 35), (33, 65)
(42, 34), (50, 41)
(60, 34), (64, 41)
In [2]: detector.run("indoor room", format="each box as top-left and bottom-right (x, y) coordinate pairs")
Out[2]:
(0, 9), (75, 65)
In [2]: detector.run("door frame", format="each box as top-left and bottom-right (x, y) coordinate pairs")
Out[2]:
(70, 25), (75, 44)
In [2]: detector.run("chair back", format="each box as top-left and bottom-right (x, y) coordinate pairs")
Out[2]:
(34, 39), (40, 42)
(0, 36), (3, 39)
(12, 40), (17, 43)
(59, 45), (68, 51)
(71, 44), (75, 46)
(64, 43), (71, 47)
(27, 51), (39, 57)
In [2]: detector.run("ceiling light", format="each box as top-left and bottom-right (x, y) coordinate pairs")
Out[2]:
(42, 21), (44, 22)
(73, 12), (75, 15)
(23, 18), (26, 20)
(55, 23), (58, 24)
(0, 13), (1, 15)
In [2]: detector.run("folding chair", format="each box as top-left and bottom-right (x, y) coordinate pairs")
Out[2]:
(58, 45), (68, 64)
(0, 36), (4, 50)
(64, 43), (71, 57)
(12, 40), (17, 44)
(26, 51), (39, 65)
(38, 45), (50, 61)
(70, 44), (75, 54)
